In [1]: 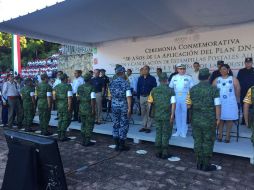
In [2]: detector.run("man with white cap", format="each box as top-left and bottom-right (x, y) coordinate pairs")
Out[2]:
(169, 63), (194, 137)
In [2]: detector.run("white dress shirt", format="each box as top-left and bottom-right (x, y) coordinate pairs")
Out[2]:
(72, 76), (84, 94)
(2, 81), (19, 103)
(53, 78), (61, 88)
(192, 70), (200, 85)
(128, 74), (138, 93)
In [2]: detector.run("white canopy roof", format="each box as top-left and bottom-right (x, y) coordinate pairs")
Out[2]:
(0, 0), (254, 46)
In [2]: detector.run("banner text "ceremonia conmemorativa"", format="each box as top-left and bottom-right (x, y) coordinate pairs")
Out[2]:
(145, 39), (240, 53)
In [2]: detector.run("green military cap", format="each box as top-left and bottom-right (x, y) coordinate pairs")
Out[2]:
(24, 78), (32, 85)
(60, 73), (68, 81)
(199, 68), (210, 78)
(83, 72), (92, 81)
(158, 72), (168, 81)
(41, 73), (48, 80)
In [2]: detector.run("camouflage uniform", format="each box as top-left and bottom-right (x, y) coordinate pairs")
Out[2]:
(54, 74), (73, 140)
(243, 87), (254, 145)
(77, 73), (96, 146)
(148, 73), (176, 158)
(36, 75), (52, 135)
(186, 68), (220, 170)
(109, 66), (132, 150)
(20, 79), (35, 131)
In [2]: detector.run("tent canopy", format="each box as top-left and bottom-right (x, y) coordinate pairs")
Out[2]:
(0, 0), (254, 46)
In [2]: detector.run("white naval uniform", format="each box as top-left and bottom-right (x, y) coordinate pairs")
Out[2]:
(169, 74), (194, 137)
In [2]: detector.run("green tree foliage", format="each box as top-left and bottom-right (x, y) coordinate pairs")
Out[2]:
(0, 32), (60, 72)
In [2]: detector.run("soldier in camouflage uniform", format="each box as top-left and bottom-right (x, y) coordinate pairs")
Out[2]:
(36, 73), (52, 136)
(53, 73), (73, 141)
(77, 73), (96, 146)
(147, 73), (176, 159)
(109, 66), (132, 151)
(243, 86), (254, 145)
(186, 68), (221, 171)
(20, 78), (35, 132)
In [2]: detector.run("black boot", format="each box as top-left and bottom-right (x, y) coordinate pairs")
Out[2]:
(203, 164), (217, 172)
(197, 163), (203, 170)
(119, 139), (130, 151)
(59, 131), (69, 142)
(25, 126), (34, 132)
(81, 136), (95, 146)
(114, 138), (120, 151)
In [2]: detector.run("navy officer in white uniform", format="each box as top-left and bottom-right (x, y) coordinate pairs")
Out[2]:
(169, 63), (194, 138)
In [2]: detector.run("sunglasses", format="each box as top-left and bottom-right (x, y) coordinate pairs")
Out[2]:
(178, 68), (186, 70)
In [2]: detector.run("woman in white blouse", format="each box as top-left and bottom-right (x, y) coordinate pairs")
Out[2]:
(212, 64), (240, 143)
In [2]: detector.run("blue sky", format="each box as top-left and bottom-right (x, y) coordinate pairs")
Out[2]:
(0, 0), (64, 22)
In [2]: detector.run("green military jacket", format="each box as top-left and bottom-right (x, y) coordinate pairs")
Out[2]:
(77, 83), (95, 116)
(188, 81), (220, 123)
(36, 81), (52, 110)
(20, 86), (35, 110)
(148, 84), (175, 120)
(54, 83), (72, 112)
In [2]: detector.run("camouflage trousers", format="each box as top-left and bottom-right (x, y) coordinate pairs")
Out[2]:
(22, 107), (34, 129)
(58, 111), (71, 134)
(112, 107), (129, 140)
(80, 114), (94, 142)
(155, 119), (173, 156)
(249, 114), (254, 146)
(192, 121), (216, 166)
(38, 108), (51, 132)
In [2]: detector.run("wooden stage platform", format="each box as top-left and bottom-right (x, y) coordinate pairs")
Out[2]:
(33, 111), (254, 164)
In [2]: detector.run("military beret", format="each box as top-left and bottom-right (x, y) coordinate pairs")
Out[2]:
(217, 60), (224, 65)
(60, 73), (68, 81)
(245, 57), (253, 62)
(115, 66), (126, 74)
(158, 72), (168, 81)
(176, 63), (186, 68)
(199, 68), (210, 78)
(83, 72), (93, 81)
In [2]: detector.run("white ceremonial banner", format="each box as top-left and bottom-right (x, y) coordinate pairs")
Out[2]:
(93, 23), (254, 76)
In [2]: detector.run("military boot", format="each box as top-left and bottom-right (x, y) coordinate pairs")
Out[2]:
(41, 129), (52, 136)
(24, 125), (34, 132)
(155, 146), (162, 158)
(196, 156), (203, 170)
(114, 138), (120, 151)
(59, 131), (69, 142)
(119, 139), (130, 151)
(202, 157), (217, 172)
(82, 135), (95, 146)
(161, 146), (172, 159)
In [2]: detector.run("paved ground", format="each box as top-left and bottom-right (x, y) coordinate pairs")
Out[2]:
(0, 127), (254, 190)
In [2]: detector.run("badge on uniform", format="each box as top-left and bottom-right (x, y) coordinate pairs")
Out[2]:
(178, 92), (182, 96)
(229, 89), (232, 92)
(229, 80), (232, 84)
(222, 83), (226, 86)
(184, 78), (189, 81)
(223, 95), (227, 99)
